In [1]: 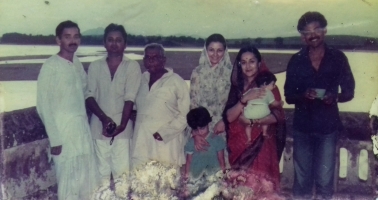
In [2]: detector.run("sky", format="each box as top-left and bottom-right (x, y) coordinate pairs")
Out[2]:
(1, 0), (378, 39)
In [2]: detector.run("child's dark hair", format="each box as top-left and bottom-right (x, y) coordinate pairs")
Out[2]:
(186, 107), (212, 130)
(256, 71), (277, 87)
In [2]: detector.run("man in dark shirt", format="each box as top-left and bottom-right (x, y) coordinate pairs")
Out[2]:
(284, 11), (355, 199)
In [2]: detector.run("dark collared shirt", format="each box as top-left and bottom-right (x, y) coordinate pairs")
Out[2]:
(284, 45), (355, 133)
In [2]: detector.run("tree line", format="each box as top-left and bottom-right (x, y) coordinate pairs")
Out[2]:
(1, 32), (377, 50)
(0, 33), (205, 47)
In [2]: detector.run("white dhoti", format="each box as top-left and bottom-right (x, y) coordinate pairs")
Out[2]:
(94, 139), (131, 183)
(53, 153), (98, 200)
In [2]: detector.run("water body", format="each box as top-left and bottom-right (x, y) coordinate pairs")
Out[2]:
(1, 45), (378, 113)
(0, 44), (297, 58)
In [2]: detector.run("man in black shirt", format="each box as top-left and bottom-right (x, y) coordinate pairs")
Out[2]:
(284, 11), (355, 199)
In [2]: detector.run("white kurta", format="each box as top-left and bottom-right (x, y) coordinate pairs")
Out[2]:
(370, 94), (378, 117)
(132, 68), (190, 168)
(85, 56), (141, 181)
(85, 56), (142, 140)
(37, 55), (98, 199)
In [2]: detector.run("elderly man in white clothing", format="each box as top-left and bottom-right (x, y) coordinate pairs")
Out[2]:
(85, 23), (141, 185)
(36, 20), (99, 199)
(132, 43), (190, 169)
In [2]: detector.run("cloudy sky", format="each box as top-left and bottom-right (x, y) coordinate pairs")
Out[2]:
(1, 0), (377, 39)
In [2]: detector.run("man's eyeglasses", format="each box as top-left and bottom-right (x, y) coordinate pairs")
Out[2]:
(300, 27), (325, 36)
(143, 56), (163, 62)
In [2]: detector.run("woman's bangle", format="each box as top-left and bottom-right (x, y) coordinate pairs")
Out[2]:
(239, 98), (247, 106)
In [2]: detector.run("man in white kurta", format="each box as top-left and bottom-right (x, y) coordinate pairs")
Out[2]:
(37, 54), (98, 199)
(37, 21), (98, 200)
(86, 55), (141, 182)
(132, 67), (190, 168)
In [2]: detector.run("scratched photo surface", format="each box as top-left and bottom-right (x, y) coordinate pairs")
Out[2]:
(0, 0), (377, 199)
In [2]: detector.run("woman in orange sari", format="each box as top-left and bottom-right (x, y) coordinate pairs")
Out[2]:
(223, 45), (286, 199)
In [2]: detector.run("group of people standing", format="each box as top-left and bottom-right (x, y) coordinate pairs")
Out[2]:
(37, 11), (357, 200)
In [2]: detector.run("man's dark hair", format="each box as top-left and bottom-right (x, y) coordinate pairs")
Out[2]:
(103, 23), (128, 44)
(55, 20), (80, 38)
(297, 11), (327, 32)
(205, 33), (227, 50)
(256, 71), (277, 87)
(186, 107), (212, 130)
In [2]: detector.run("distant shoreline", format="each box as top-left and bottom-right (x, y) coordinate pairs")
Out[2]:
(2, 32), (377, 51)
(1, 44), (377, 53)
(0, 47), (292, 81)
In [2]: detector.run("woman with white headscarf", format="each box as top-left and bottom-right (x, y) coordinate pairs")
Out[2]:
(188, 33), (233, 151)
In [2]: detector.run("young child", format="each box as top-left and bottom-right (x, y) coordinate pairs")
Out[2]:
(243, 71), (283, 143)
(184, 107), (226, 180)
